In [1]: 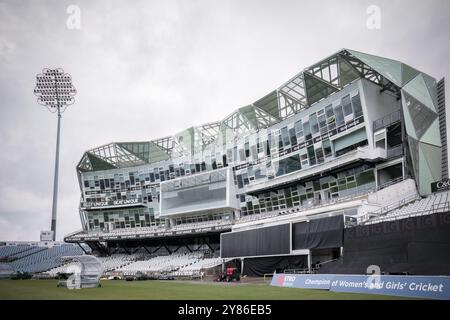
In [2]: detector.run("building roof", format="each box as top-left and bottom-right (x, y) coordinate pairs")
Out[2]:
(77, 48), (439, 173)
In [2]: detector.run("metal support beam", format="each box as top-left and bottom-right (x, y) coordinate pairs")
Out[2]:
(120, 244), (130, 255)
(111, 247), (119, 255)
(163, 244), (172, 255)
(132, 247), (140, 254)
(184, 243), (192, 253)
(151, 245), (162, 255)
(76, 242), (88, 255)
(142, 245), (152, 255)
(201, 237), (214, 253)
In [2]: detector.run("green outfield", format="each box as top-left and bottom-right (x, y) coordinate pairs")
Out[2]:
(0, 279), (416, 300)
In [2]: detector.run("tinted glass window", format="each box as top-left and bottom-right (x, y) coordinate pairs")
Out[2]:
(352, 93), (363, 117)
(323, 139), (332, 157)
(289, 128), (297, 145)
(334, 105), (344, 125)
(281, 127), (290, 146)
(318, 113), (327, 129)
(310, 113), (319, 134)
(325, 105), (334, 118)
(294, 120), (303, 136)
(303, 121), (311, 136)
(342, 95), (352, 116)
(307, 146), (316, 165)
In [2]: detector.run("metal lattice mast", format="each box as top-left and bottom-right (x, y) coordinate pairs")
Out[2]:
(34, 68), (77, 241)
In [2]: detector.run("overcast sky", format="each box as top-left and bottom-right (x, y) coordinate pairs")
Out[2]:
(0, 0), (449, 241)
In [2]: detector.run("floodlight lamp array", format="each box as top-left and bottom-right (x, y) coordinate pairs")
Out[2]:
(34, 68), (77, 112)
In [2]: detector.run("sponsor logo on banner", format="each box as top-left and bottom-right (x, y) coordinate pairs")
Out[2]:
(329, 275), (450, 300)
(271, 274), (333, 289)
(431, 179), (450, 193)
(271, 274), (450, 300)
(275, 275), (285, 286)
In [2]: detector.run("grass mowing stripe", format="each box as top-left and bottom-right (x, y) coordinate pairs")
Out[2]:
(0, 280), (416, 300)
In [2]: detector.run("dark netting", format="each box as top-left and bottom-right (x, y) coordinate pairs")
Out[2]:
(319, 211), (450, 275)
(243, 255), (307, 277)
(292, 215), (344, 250)
(221, 224), (290, 258)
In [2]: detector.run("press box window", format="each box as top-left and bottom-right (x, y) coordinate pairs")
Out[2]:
(303, 120), (311, 136)
(334, 105), (344, 126)
(289, 127), (297, 145)
(281, 127), (290, 146)
(307, 146), (316, 165)
(294, 119), (303, 137)
(342, 95), (353, 117)
(310, 113), (319, 135)
(323, 139), (332, 157)
(351, 93), (363, 117)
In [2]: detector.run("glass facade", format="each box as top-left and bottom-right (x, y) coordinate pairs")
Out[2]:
(86, 208), (159, 231)
(80, 89), (368, 231)
(239, 164), (375, 216)
(75, 49), (444, 236)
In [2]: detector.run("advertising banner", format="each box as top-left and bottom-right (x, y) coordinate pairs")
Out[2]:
(271, 273), (450, 300)
(329, 274), (450, 300)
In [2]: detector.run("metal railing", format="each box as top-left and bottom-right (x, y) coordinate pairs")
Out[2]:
(376, 175), (410, 191)
(283, 258), (338, 274)
(359, 192), (420, 224)
(363, 197), (450, 225)
(283, 267), (315, 274)
(66, 219), (233, 241)
(64, 229), (85, 238)
(373, 110), (401, 131)
(386, 145), (403, 159)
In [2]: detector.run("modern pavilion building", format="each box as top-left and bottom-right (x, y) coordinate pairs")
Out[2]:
(65, 49), (448, 275)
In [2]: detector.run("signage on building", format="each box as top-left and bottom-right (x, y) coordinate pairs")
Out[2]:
(40, 231), (54, 241)
(83, 198), (140, 208)
(431, 179), (450, 193)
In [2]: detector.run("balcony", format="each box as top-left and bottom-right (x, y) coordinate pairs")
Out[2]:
(373, 110), (401, 131)
(245, 146), (386, 194)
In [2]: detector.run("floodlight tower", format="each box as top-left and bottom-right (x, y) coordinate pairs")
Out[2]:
(34, 68), (77, 241)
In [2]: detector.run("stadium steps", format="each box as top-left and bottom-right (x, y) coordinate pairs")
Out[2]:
(8, 247), (48, 261)
(363, 190), (450, 225)
(360, 192), (421, 224)
(0, 246), (35, 260)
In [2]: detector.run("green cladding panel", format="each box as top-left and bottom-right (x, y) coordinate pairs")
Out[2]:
(86, 153), (117, 171)
(401, 63), (420, 87)
(333, 128), (367, 152)
(338, 56), (361, 87)
(304, 72), (339, 105)
(402, 75), (441, 195)
(403, 74), (437, 112)
(346, 49), (403, 86)
(253, 90), (280, 120)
